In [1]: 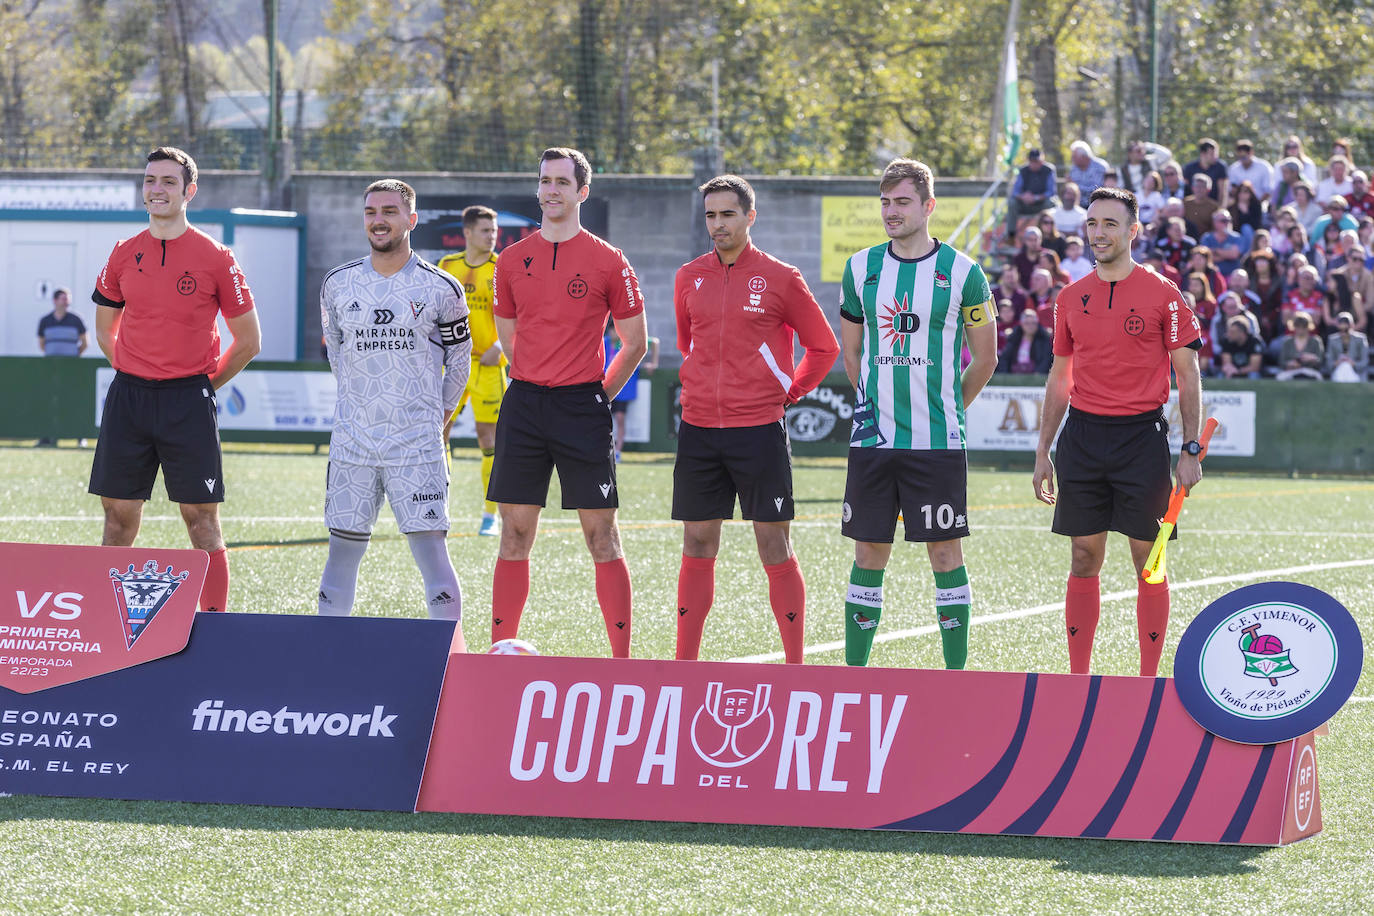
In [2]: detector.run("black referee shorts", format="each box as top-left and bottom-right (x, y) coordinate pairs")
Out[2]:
(671, 420), (794, 522)
(89, 371), (224, 503)
(488, 379), (617, 510)
(1052, 407), (1174, 542)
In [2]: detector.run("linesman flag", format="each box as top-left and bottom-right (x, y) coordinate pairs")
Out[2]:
(1002, 37), (1022, 167)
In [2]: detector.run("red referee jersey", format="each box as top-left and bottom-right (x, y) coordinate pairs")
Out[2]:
(675, 243), (839, 427)
(493, 229), (644, 387)
(1054, 265), (1201, 415)
(94, 226), (255, 380)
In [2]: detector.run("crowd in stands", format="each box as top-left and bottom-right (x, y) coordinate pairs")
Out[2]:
(994, 135), (1373, 382)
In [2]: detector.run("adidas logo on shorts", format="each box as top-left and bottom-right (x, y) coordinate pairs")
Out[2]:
(422, 508), (439, 520)
(430, 591), (453, 604)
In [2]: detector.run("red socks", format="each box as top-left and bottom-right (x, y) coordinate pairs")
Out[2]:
(492, 557), (529, 642)
(201, 547), (229, 612)
(595, 558), (633, 658)
(1065, 574), (1100, 674)
(675, 556), (715, 660)
(765, 556), (806, 664)
(1137, 577), (1171, 676)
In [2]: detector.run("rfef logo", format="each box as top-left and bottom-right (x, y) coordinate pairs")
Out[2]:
(1174, 582), (1364, 744)
(690, 682), (774, 768)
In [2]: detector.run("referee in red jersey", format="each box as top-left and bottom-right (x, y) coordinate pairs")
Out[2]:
(89, 147), (262, 613)
(1033, 187), (1204, 676)
(672, 175), (839, 663)
(488, 147), (647, 657)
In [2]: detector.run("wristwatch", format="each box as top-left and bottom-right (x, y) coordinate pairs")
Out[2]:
(1181, 440), (1202, 456)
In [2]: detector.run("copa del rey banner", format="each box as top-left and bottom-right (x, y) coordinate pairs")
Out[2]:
(418, 656), (1320, 845)
(0, 542), (207, 693)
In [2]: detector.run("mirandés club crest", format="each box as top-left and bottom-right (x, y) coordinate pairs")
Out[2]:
(110, 561), (189, 649)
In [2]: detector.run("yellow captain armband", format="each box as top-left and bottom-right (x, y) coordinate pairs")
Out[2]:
(961, 298), (994, 328)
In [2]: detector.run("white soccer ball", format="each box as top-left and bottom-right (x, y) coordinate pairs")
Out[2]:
(487, 638), (540, 656)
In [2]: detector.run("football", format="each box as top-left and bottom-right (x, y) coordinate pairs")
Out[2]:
(487, 638), (540, 656)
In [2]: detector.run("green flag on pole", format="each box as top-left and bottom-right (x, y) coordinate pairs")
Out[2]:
(1002, 37), (1022, 167)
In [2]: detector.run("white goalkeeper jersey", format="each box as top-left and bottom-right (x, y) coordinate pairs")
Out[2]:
(321, 252), (471, 466)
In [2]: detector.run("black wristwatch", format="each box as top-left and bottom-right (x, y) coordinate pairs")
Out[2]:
(1181, 440), (1202, 457)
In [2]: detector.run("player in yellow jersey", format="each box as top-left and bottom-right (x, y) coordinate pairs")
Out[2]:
(439, 205), (506, 536)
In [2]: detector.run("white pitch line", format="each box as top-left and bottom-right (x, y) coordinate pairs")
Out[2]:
(729, 556), (1374, 663)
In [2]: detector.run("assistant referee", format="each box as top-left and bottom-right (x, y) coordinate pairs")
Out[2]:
(1033, 187), (1204, 677)
(89, 147), (262, 613)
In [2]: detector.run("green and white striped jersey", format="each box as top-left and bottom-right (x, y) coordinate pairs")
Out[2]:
(839, 240), (993, 450)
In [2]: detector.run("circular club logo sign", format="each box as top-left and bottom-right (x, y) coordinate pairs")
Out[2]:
(1174, 582), (1363, 744)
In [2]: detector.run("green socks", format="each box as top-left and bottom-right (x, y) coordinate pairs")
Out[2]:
(844, 564), (885, 666)
(934, 566), (971, 669)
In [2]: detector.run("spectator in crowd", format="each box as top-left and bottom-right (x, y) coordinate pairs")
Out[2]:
(1287, 227), (1313, 277)
(1156, 213), (1196, 273)
(1101, 168), (1121, 189)
(1216, 314), (1265, 379)
(37, 287), (87, 357)
(1331, 137), (1355, 163)
(1014, 225), (1044, 288)
(1346, 171), (1374, 219)
(1285, 264), (1329, 329)
(1183, 173), (1221, 237)
(1187, 245), (1228, 299)
(1183, 138), (1229, 202)
(1326, 229), (1363, 273)
(1200, 209), (1251, 276)
(1051, 181), (1088, 237)
(1282, 136), (1319, 185)
(993, 264), (1028, 314)
(995, 298), (1018, 351)
(1292, 183), (1323, 235)
(1276, 312), (1325, 379)
(1037, 211), (1067, 258)
(1359, 218), (1374, 260)
(1225, 268), (1263, 313)
(1137, 170), (1166, 227)
(996, 308), (1054, 375)
(1061, 236), (1094, 283)
(1144, 248), (1182, 287)
(1185, 272), (1219, 335)
(1228, 180), (1264, 233)
(1310, 195), (1359, 248)
(1180, 291), (1214, 376)
(1027, 267), (1056, 328)
(1005, 148), (1059, 241)
(1269, 208), (1298, 260)
(1326, 245), (1373, 331)
(1228, 140), (1274, 200)
(1316, 156), (1354, 205)
(1310, 219), (1343, 277)
(1038, 248), (1070, 288)
(1271, 158), (1304, 211)
(1068, 141), (1109, 198)
(1160, 161), (1188, 201)
(1119, 140), (1173, 193)
(1325, 311), (1370, 380)
(1214, 289), (1263, 341)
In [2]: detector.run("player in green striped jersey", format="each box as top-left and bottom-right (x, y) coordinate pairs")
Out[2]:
(838, 159), (998, 668)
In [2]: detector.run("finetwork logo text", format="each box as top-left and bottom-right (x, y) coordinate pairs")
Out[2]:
(191, 699), (397, 737)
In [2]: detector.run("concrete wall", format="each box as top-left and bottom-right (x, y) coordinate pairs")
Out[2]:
(1, 168), (986, 364)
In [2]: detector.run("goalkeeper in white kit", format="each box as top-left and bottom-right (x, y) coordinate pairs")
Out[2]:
(318, 179), (472, 648)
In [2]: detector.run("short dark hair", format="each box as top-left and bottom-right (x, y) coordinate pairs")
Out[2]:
(1198, 138), (1218, 152)
(698, 174), (755, 212)
(1235, 139), (1254, 151)
(462, 204), (497, 229)
(52, 287), (70, 300)
(1087, 186), (1139, 225)
(146, 147), (197, 187)
(363, 178), (417, 212)
(540, 147), (592, 189)
(880, 158), (934, 200)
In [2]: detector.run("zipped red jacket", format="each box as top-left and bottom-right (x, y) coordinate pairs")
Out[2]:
(675, 243), (839, 428)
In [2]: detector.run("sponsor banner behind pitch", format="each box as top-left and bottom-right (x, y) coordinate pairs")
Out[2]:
(96, 367), (337, 433)
(418, 656), (1314, 844)
(0, 614), (452, 811)
(966, 387), (1257, 456)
